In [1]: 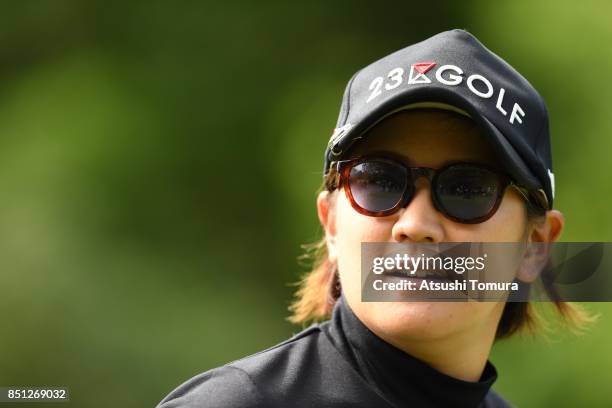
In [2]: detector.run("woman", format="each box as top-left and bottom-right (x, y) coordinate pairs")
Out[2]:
(157, 29), (590, 408)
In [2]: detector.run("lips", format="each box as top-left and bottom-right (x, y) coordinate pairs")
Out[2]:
(383, 268), (452, 281)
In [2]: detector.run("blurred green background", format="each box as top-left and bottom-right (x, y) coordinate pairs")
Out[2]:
(0, 1), (610, 407)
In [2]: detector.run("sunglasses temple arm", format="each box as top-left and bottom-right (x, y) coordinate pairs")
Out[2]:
(510, 183), (550, 212)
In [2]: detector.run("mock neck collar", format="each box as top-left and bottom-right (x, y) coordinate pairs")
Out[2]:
(323, 295), (498, 408)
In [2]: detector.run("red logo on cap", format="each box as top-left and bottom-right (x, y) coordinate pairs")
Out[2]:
(412, 62), (436, 74)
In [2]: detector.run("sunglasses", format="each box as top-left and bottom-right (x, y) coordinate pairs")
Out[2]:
(330, 157), (538, 224)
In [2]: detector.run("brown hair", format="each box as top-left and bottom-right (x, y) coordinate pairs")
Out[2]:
(288, 172), (596, 340)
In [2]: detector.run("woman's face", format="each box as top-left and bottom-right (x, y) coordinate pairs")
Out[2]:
(320, 109), (534, 346)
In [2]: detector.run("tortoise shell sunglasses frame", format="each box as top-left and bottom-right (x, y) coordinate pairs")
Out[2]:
(326, 156), (546, 224)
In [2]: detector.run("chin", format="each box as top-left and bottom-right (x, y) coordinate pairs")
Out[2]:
(357, 301), (477, 341)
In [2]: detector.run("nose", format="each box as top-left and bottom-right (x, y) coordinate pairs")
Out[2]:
(391, 177), (445, 243)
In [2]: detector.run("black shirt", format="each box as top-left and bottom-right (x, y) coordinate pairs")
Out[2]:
(157, 296), (513, 407)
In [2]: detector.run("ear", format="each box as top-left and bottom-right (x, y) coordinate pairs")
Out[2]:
(317, 190), (338, 263)
(527, 209), (565, 244)
(517, 209), (565, 283)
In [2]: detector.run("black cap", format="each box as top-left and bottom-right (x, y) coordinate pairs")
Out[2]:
(324, 29), (554, 209)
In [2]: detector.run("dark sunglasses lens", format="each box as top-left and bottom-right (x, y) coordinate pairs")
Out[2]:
(436, 165), (502, 221)
(348, 161), (409, 213)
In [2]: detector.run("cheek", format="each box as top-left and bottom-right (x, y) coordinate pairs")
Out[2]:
(334, 191), (393, 298)
(335, 191), (393, 242)
(485, 190), (529, 240)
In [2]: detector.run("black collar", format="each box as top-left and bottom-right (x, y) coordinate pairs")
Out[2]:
(322, 295), (498, 408)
